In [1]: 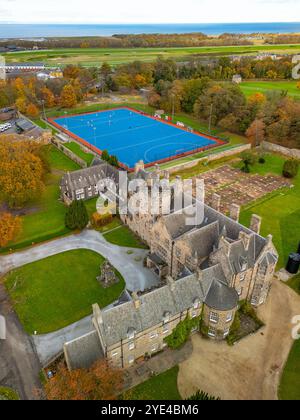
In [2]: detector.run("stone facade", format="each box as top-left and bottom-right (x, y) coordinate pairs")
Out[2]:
(63, 161), (278, 370)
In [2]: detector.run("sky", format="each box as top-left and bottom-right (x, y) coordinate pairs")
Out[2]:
(0, 0), (299, 24)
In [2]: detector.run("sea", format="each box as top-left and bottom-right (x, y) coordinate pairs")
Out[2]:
(0, 22), (300, 39)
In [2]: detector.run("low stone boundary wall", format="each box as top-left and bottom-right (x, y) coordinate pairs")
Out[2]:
(52, 137), (87, 168)
(262, 141), (300, 160)
(167, 143), (251, 175)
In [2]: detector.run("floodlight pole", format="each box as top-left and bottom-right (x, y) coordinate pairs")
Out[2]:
(208, 103), (213, 135)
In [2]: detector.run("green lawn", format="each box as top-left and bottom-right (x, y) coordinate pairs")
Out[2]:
(129, 366), (181, 400)
(279, 339), (300, 400)
(48, 145), (81, 171)
(65, 142), (95, 166)
(4, 44), (300, 66)
(286, 273), (300, 295)
(103, 226), (147, 249)
(239, 153), (300, 269)
(4, 250), (125, 334)
(240, 81), (300, 100)
(0, 387), (19, 401)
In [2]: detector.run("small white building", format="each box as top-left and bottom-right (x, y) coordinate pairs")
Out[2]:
(232, 74), (242, 84)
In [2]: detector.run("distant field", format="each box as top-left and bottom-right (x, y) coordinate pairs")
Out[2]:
(4, 44), (300, 66)
(240, 80), (300, 99)
(240, 81), (300, 99)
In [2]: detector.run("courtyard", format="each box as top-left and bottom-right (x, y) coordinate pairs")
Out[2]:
(3, 249), (125, 334)
(177, 279), (300, 400)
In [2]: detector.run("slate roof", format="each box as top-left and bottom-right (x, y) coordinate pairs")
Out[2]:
(100, 263), (235, 347)
(205, 279), (239, 311)
(180, 221), (220, 258)
(60, 162), (120, 192)
(64, 330), (104, 370)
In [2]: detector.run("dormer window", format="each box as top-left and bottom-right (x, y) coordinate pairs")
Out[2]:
(163, 311), (171, 324)
(193, 299), (200, 310)
(127, 328), (136, 340)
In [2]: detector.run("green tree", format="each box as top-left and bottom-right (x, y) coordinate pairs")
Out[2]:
(65, 200), (89, 230)
(101, 150), (110, 162)
(186, 390), (220, 401)
(282, 160), (299, 179)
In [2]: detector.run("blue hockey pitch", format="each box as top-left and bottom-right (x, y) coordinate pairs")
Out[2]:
(51, 108), (219, 169)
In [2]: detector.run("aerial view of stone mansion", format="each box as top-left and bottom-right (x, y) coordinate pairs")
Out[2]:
(61, 160), (278, 370)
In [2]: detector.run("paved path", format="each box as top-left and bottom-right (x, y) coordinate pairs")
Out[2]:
(0, 229), (159, 292)
(0, 285), (42, 400)
(178, 280), (300, 400)
(33, 315), (94, 366)
(0, 230), (159, 367)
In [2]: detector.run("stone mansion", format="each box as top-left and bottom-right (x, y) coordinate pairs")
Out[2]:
(62, 160), (278, 370)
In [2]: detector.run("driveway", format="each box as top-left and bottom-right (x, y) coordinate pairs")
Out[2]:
(0, 229), (159, 292)
(32, 315), (94, 366)
(0, 285), (42, 400)
(178, 279), (300, 400)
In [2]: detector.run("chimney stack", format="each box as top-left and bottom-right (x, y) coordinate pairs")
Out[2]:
(229, 204), (241, 222)
(132, 292), (141, 309)
(250, 214), (262, 235)
(211, 193), (221, 212)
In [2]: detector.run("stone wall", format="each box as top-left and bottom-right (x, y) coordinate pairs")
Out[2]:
(52, 138), (87, 168)
(167, 144), (251, 175)
(262, 141), (300, 160)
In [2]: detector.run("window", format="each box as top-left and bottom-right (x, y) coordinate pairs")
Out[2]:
(223, 328), (230, 338)
(150, 331), (158, 340)
(238, 288), (244, 297)
(151, 345), (157, 353)
(175, 248), (181, 258)
(209, 312), (219, 324)
(163, 325), (169, 334)
(129, 342), (135, 351)
(163, 312), (170, 324)
(128, 356), (134, 365)
(192, 311), (197, 319)
(240, 273), (246, 282)
(127, 329), (136, 340)
(193, 300), (200, 310)
(208, 328), (216, 337)
(226, 312), (233, 323)
(112, 351), (118, 357)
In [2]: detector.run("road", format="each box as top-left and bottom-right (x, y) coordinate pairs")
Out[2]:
(0, 229), (159, 292)
(0, 285), (42, 400)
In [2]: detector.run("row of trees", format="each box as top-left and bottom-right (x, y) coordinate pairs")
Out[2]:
(0, 65), (102, 114)
(0, 33), (254, 50)
(147, 72), (300, 149)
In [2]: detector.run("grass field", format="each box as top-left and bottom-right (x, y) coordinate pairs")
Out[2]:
(128, 366), (181, 400)
(239, 153), (300, 269)
(103, 226), (147, 249)
(240, 81), (300, 99)
(0, 387), (19, 401)
(4, 250), (125, 334)
(286, 273), (300, 295)
(279, 338), (300, 400)
(4, 44), (300, 66)
(64, 141), (95, 166)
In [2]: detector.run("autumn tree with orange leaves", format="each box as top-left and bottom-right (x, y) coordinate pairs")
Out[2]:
(45, 360), (124, 401)
(0, 213), (21, 248)
(60, 84), (77, 108)
(0, 137), (46, 208)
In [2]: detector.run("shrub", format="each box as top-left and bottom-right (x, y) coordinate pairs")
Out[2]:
(186, 390), (220, 401)
(91, 212), (113, 228)
(241, 164), (250, 173)
(282, 160), (299, 179)
(164, 315), (200, 350)
(226, 312), (241, 346)
(258, 156), (266, 164)
(65, 200), (89, 230)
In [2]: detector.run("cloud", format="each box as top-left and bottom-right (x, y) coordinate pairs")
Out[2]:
(0, 0), (299, 24)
